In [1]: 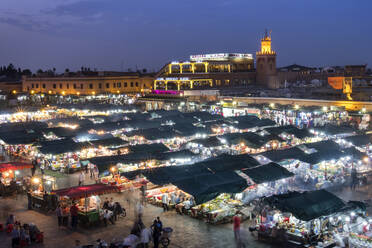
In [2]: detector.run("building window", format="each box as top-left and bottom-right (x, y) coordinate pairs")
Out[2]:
(99, 83), (102, 89)
(124, 82), (127, 87)
(42, 84), (46, 89)
(89, 84), (93, 89)
(60, 84), (63, 89)
(130, 82), (134, 87)
(36, 84), (39, 88)
(113, 83), (116, 88)
(53, 84), (56, 89)
(66, 84), (69, 89)
(81, 84), (83, 89)
(73, 84), (76, 89)
(135, 82), (139, 87)
(117, 82), (121, 88)
(31, 84), (34, 88)
(106, 83), (109, 88)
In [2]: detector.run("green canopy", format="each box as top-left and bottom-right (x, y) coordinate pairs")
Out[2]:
(241, 162), (294, 184)
(264, 190), (346, 221)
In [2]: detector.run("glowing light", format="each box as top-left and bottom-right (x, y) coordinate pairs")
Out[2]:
(4, 172), (9, 177)
(345, 216), (350, 222)
(15, 170), (19, 175)
(363, 157), (369, 163)
(270, 103), (275, 108)
(362, 107), (366, 113)
(116, 90), (120, 94)
(110, 167), (116, 172)
(48, 90), (52, 94)
(92, 91), (96, 95)
(61, 91), (66, 95)
(30, 90), (35, 94)
(32, 177), (40, 184)
(294, 105), (299, 110)
(77, 92), (80, 95)
(351, 212), (356, 217)
(322, 106), (328, 112)
(12, 90), (17, 94)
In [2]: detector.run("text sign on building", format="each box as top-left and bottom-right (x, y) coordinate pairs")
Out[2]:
(190, 53), (253, 61)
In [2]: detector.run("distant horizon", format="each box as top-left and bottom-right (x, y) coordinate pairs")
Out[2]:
(1, 0), (371, 72)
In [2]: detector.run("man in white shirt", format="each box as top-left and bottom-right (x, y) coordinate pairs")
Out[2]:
(162, 193), (169, 212)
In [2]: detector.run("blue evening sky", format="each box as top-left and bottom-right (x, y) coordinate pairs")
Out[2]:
(0, 0), (371, 72)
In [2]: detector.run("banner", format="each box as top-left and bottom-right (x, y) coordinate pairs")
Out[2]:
(328, 77), (344, 90)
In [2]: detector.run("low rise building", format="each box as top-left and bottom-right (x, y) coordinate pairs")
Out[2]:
(22, 72), (155, 95)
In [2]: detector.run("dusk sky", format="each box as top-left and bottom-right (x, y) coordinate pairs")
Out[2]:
(1, 0), (371, 72)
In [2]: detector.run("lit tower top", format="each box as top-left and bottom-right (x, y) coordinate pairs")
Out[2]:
(257, 29), (275, 55)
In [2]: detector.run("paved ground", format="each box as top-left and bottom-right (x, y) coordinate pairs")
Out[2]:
(0, 169), (370, 248)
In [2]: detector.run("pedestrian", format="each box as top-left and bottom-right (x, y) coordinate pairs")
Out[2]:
(56, 204), (63, 228)
(233, 214), (241, 247)
(88, 163), (95, 179)
(162, 193), (169, 212)
(140, 226), (152, 248)
(78, 171), (85, 186)
(11, 225), (20, 248)
(351, 167), (358, 191)
(31, 159), (36, 176)
(27, 190), (32, 210)
(103, 209), (115, 226)
(70, 202), (79, 229)
(151, 219), (162, 248)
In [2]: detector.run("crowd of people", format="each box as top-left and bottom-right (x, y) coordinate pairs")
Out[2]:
(3, 214), (43, 248)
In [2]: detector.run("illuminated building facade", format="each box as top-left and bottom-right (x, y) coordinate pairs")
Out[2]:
(154, 53), (256, 91)
(22, 72), (154, 95)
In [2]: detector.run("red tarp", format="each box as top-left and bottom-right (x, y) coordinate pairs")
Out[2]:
(51, 184), (120, 200)
(0, 162), (33, 172)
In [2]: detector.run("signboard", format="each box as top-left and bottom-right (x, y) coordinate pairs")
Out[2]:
(328, 77), (344, 90)
(328, 76), (352, 94)
(190, 53), (253, 62)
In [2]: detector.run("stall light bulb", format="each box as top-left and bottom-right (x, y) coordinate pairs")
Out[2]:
(345, 216), (350, 222)
(15, 171), (20, 175)
(338, 216), (342, 220)
(351, 212), (355, 217)
(329, 217), (334, 222)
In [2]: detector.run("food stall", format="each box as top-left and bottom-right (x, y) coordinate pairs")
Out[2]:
(29, 175), (57, 210)
(0, 162), (33, 195)
(254, 190), (368, 247)
(51, 184), (120, 226)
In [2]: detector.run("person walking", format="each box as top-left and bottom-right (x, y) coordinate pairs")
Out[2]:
(70, 202), (79, 229)
(88, 163), (95, 179)
(78, 171), (85, 186)
(351, 167), (358, 191)
(11, 225), (20, 248)
(31, 159), (37, 176)
(161, 193), (169, 212)
(151, 219), (162, 248)
(233, 214), (241, 247)
(56, 204), (63, 228)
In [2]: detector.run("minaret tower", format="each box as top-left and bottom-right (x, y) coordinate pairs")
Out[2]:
(256, 30), (278, 88)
